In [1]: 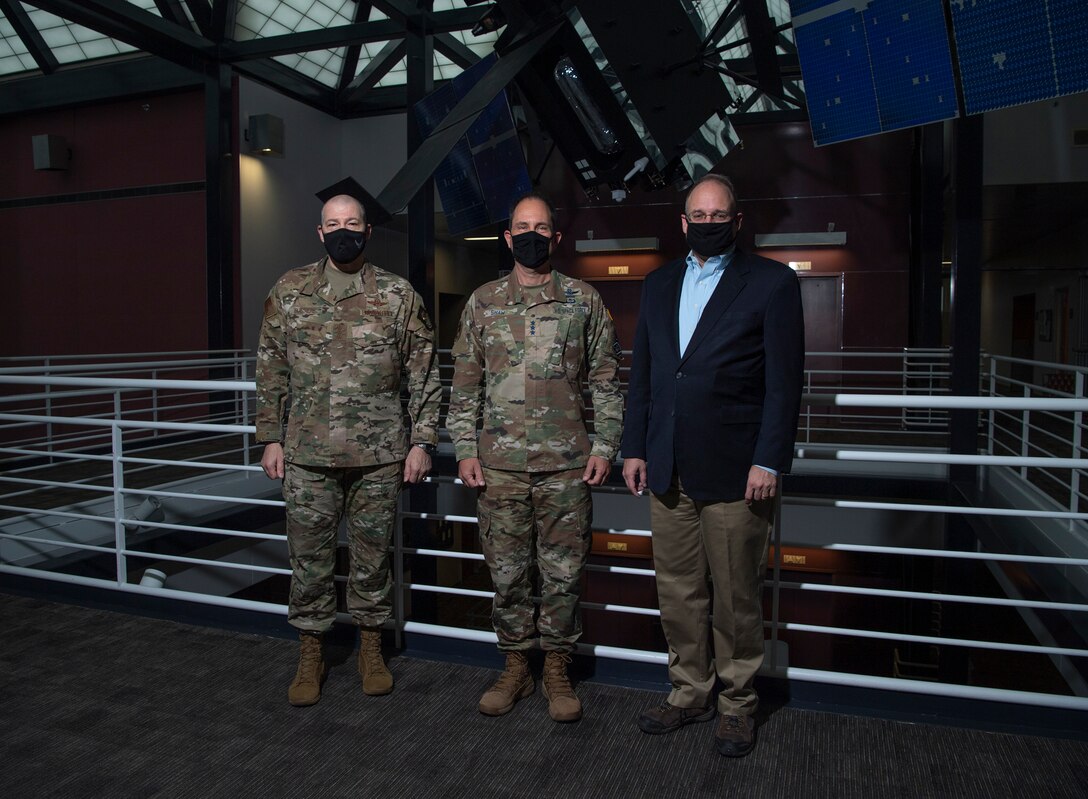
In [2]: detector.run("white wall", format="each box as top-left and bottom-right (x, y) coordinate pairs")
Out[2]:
(984, 93), (1088, 185)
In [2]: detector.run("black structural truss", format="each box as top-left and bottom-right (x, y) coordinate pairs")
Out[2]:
(0, 0), (806, 122)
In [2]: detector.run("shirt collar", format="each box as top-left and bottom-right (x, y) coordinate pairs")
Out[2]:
(684, 246), (735, 276)
(505, 270), (561, 306)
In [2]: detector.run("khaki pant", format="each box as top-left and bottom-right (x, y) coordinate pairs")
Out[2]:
(650, 477), (773, 715)
(477, 467), (591, 653)
(284, 461), (402, 632)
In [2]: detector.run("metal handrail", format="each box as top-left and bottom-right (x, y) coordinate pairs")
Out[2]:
(2, 354), (1087, 714)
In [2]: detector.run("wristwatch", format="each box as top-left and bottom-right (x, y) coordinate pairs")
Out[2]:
(414, 442), (436, 455)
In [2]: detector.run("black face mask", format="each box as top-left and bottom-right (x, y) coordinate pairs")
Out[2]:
(510, 231), (552, 269)
(685, 220), (736, 259)
(323, 228), (366, 264)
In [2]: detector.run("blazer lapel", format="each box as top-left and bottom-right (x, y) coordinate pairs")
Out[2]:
(664, 261), (685, 359)
(679, 253), (749, 366)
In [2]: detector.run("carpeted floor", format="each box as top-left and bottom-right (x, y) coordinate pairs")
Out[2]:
(1, 593), (1085, 799)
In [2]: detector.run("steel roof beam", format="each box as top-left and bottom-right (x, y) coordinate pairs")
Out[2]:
(434, 32), (479, 69)
(340, 38), (406, 107)
(208, 0), (237, 43)
(219, 19), (404, 61)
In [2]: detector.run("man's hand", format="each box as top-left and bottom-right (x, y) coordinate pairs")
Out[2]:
(582, 455), (612, 486)
(458, 457), (486, 488)
(622, 457), (647, 496)
(261, 443), (285, 479)
(403, 446), (432, 484)
(745, 465), (778, 505)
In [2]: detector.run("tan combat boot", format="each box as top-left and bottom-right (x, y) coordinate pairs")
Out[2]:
(478, 651), (534, 716)
(542, 651), (581, 722)
(358, 626), (394, 695)
(287, 631), (325, 707)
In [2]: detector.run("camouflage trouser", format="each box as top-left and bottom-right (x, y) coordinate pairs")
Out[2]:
(477, 467), (591, 654)
(283, 460), (402, 632)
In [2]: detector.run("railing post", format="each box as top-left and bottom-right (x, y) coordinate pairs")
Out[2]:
(901, 349), (908, 428)
(236, 358), (251, 468)
(393, 490), (406, 650)
(1071, 371), (1084, 529)
(1021, 384), (1030, 480)
(804, 370), (812, 444)
(233, 357), (242, 426)
(44, 357), (54, 461)
(112, 392), (128, 587)
(151, 369), (159, 438)
(768, 487), (784, 675)
(987, 355), (996, 456)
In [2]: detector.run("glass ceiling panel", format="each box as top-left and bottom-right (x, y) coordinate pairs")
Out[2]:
(0, 1), (792, 109)
(0, 13), (38, 76)
(236, 0), (357, 42)
(0, 1), (159, 76)
(376, 55), (406, 88)
(237, 1), (353, 88)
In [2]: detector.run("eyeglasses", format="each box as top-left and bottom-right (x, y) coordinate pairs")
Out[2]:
(686, 210), (736, 223)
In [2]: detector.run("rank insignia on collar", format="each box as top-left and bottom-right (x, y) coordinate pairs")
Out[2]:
(564, 286), (577, 303)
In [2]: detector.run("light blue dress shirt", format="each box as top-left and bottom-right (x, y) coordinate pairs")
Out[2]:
(678, 247), (777, 478)
(678, 250), (731, 357)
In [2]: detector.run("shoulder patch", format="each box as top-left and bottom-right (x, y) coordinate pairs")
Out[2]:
(417, 304), (434, 331)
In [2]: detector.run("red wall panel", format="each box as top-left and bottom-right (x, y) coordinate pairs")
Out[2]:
(547, 121), (913, 353)
(0, 91), (204, 198)
(0, 194), (207, 356)
(0, 89), (208, 357)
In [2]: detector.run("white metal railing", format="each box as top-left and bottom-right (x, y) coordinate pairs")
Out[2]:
(439, 347), (954, 449)
(1, 353), (1087, 713)
(0, 352), (254, 461)
(984, 354), (1088, 517)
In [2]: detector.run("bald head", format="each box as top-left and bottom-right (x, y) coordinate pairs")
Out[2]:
(321, 194), (367, 228)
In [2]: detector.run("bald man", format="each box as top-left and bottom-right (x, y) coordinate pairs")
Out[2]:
(256, 194), (442, 706)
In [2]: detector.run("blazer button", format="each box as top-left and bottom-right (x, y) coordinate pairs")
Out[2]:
(675, 371), (683, 379)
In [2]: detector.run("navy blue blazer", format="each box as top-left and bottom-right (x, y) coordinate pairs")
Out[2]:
(620, 251), (805, 502)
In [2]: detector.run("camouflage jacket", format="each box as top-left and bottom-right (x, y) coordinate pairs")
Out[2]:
(255, 258), (441, 467)
(447, 270), (623, 472)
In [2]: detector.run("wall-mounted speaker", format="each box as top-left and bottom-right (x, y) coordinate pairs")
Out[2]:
(32, 134), (70, 171)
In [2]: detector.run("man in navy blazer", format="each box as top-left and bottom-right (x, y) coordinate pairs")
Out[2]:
(621, 174), (804, 757)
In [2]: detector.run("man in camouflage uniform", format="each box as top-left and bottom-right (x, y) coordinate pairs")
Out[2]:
(256, 193), (441, 707)
(447, 192), (623, 722)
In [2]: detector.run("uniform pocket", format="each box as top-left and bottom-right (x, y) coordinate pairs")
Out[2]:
(532, 316), (575, 378)
(483, 317), (521, 371)
(476, 502), (492, 542)
(352, 322), (399, 392)
(287, 322), (328, 367)
(283, 462), (329, 501)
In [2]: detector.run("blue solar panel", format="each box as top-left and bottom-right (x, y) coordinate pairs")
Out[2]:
(951, 0), (1088, 114)
(414, 54), (531, 236)
(790, 0), (958, 146)
(1052, 0), (1088, 96)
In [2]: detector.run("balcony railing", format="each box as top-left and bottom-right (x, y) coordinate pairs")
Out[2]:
(1, 349), (1086, 714)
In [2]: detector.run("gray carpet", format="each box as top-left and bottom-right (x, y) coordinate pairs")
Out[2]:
(1, 593), (1085, 799)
